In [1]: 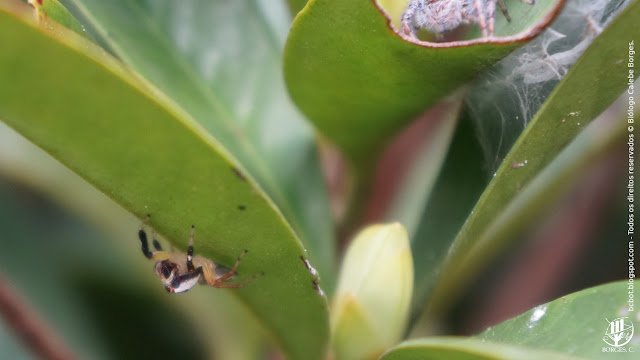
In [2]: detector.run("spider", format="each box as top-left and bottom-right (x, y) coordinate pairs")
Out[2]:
(401, 0), (534, 40)
(138, 215), (262, 293)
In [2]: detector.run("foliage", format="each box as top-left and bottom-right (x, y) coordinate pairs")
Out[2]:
(0, 0), (637, 359)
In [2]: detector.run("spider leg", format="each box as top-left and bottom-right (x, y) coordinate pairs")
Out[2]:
(211, 251), (264, 288)
(474, 0), (489, 37)
(139, 215), (171, 261)
(400, 1), (418, 37)
(139, 215), (153, 259)
(186, 225), (196, 273)
(213, 250), (248, 286)
(520, 0), (534, 4)
(401, 21), (414, 37)
(214, 271), (264, 288)
(498, 0), (511, 22)
(486, 0), (496, 36)
(152, 231), (162, 251)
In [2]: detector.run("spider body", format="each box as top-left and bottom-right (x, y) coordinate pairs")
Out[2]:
(401, 0), (534, 39)
(138, 215), (262, 293)
(403, 0), (477, 34)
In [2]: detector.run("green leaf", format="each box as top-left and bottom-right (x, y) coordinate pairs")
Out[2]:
(284, 0), (566, 162)
(479, 281), (638, 359)
(385, 91), (466, 238)
(400, 110), (488, 319)
(287, 0), (308, 15)
(380, 91), (487, 319)
(0, 2), (327, 359)
(391, 282), (638, 358)
(463, 0), (633, 168)
(29, 0), (86, 36)
(0, 122), (269, 360)
(60, 0), (337, 292)
(379, 337), (583, 360)
(426, 0), (640, 312)
(0, 181), (209, 360)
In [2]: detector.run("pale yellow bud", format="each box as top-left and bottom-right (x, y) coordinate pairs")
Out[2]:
(331, 223), (414, 360)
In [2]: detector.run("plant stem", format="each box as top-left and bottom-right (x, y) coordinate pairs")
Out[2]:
(0, 272), (78, 360)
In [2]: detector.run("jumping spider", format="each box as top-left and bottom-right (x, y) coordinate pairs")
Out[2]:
(401, 0), (535, 40)
(138, 215), (262, 293)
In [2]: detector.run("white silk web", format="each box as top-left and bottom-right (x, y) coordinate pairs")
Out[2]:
(466, 0), (631, 172)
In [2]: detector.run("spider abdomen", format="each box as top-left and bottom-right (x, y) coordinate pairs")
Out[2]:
(406, 0), (476, 34)
(401, 0), (532, 40)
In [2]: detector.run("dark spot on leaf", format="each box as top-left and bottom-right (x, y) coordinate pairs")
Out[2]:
(231, 167), (246, 181)
(238, 205), (246, 211)
(37, 0), (43, 4)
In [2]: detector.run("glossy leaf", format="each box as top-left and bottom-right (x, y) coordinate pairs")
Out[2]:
(425, 0), (640, 312)
(0, 122), (269, 360)
(60, 0), (337, 292)
(29, 0), (85, 36)
(400, 111), (488, 319)
(464, 0), (633, 168)
(479, 281), (639, 359)
(385, 282), (639, 359)
(380, 92), (486, 320)
(385, 91), (466, 238)
(380, 337), (582, 360)
(287, 0), (308, 14)
(284, 0), (566, 162)
(0, 3), (327, 359)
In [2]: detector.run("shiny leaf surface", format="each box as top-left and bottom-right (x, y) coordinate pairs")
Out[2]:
(0, 2), (328, 358)
(284, 0), (566, 162)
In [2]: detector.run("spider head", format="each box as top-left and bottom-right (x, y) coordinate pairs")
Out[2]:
(154, 260), (200, 294)
(155, 260), (178, 286)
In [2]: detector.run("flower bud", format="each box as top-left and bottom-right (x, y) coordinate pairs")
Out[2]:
(331, 223), (414, 360)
